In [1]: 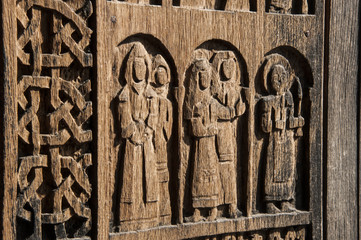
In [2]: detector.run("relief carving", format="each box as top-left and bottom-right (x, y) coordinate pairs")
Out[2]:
(212, 51), (246, 218)
(152, 54), (174, 224)
(268, 227), (306, 240)
(176, 0), (253, 11)
(260, 54), (305, 214)
(113, 41), (175, 231)
(0, 0), (321, 235)
(16, 0), (93, 239)
(190, 226), (306, 240)
(267, 0), (309, 14)
(112, 0), (256, 11)
(183, 47), (247, 222)
(114, 0), (162, 5)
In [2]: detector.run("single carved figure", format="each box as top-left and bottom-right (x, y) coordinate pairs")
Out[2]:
(151, 54), (173, 225)
(117, 43), (160, 230)
(261, 54), (304, 214)
(186, 58), (238, 222)
(212, 51), (245, 217)
(268, 0), (308, 14)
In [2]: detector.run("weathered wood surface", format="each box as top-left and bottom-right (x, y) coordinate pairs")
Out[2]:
(102, 1), (322, 239)
(0, 0), (332, 239)
(1, 0), (17, 239)
(110, 212), (310, 240)
(96, 0), (108, 239)
(2, 0), (94, 239)
(326, 0), (360, 240)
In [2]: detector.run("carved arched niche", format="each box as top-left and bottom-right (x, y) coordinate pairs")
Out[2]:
(180, 40), (250, 222)
(109, 35), (179, 232)
(253, 46), (313, 215)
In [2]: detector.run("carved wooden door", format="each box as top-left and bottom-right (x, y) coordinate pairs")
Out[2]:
(1, 0), (326, 239)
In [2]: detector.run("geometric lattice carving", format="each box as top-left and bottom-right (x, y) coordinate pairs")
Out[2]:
(16, 0), (93, 239)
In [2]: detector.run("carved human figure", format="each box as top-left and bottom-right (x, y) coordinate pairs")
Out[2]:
(151, 54), (173, 225)
(212, 51), (245, 217)
(117, 43), (160, 230)
(268, 0), (308, 14)
(186, 58), (237, 222)
(261, 55), (305, 214)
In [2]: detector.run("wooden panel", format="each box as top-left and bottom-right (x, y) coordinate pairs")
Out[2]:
(326, 0), (360, 239)
(98, 1), (324, 239)
(0, 0), (328, 239)
(96, 0), (109, 239)
(1, 0), (17, 239)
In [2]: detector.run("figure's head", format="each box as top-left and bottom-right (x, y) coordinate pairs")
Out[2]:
(270, 64), (288, 94)
(153, 54), (170, 87)
(194, 59), (212, 90)
(263, 53), (294, 94)
(221, 58), (236, 81)
(133, 57), (147, 83)
(155, 66), (169, 86)
(125, 43), (151, 87)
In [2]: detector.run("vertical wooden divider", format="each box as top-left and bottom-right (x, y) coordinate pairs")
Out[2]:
(1, 0), (17, 239)
(96, 0), (110, 239)
(325, 1), (360, 239)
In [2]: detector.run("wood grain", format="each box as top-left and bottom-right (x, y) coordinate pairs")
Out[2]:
(1, 0), (17, 239)
(110, 212), (311, 240)
(101, 2), (323, 239)
(0, 0), (327, 239)
(326, 0), (360, 239)
(96, 0), (109, 239)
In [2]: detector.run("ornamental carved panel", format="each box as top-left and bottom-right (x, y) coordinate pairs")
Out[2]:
(1, 0), (324, 239)
(15, 0), (94, 239)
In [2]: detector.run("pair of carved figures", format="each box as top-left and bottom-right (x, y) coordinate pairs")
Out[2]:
(185, 50), (246, 221)
(117, 43), (173, 230)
